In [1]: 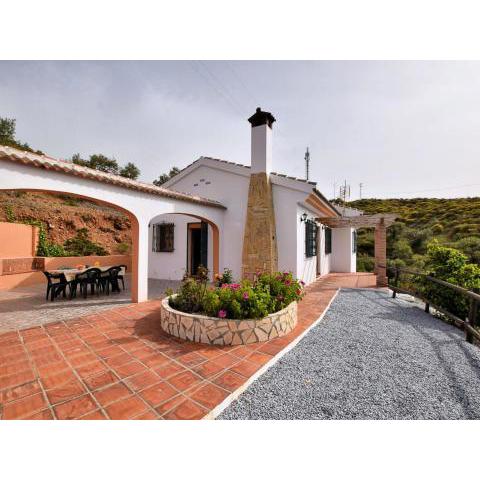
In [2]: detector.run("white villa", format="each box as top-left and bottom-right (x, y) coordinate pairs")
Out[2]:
(152, 108), (356, 284)
(0, 108), (390, 303)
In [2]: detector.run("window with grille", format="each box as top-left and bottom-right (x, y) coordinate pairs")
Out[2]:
(325, 227), (332, 254)
(152, 223), (174, 252)
(352, 230), (357, 253)
(305, 220), (317, 257)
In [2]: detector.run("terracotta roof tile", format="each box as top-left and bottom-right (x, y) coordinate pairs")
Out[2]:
(0, 145), (226, 209)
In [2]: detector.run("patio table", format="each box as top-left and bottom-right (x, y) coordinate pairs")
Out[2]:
(49, 266), (126, 282)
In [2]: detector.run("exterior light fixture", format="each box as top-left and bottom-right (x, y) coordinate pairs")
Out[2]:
(300, 212), (308, 223)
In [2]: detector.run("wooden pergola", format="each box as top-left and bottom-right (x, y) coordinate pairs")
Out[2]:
(316, 214), (397, 287)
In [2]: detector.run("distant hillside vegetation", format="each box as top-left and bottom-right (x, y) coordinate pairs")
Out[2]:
(346, 197), (480, 271)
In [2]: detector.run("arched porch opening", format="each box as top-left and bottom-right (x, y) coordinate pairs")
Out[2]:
(0, 188), (142, 302)
(148, 211), (220, 287)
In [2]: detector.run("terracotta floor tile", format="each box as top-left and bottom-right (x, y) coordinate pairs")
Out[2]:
(155, 394), (186, 416)
(105, 395), (149, 420)
(177, 351), (207, 368)
(36, 360), (70, 378)
(192, 360), (225, 379)
(213, 371), (247, 392)
(125, 370), (161, 392)
(84, 370), (119, 391)
(154, 361), (185, 380)
(195, 348), (223, 360)
(229, 360), (261, 378)
(163, 398), (207, 420)
(41, 370), (78, 390)
(168, 370), (202, 392)
(26, 409), (54, 420)
(135, 411), (159, 420)
(112, 361), (146, 379)
(140, 353), (170, 369)
(138, 382), (177, 407)
(245, 351), (272, 365)
(75, 360), (107, 380)
(257, 342), (286, 356)
(94, 382), (132, 407)
(0, 360), (32, 377)
(68, 352), (98, 367)
(32, 353), (64, 368)
(54, 394), (97, 420)
(188, 383), (230, 409)
(0, 370), (36, 390)
(78, 410), (107, 420)
(0, 380), (42, 405)
(94, 345), (124, 359)
(104, 352), (132, 367)
(46, 379), (86, 405)
(3, 393), (47, 420)
(211, 353), (239, 369)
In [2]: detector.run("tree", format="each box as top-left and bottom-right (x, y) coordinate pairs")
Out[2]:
(119, 162), (140, 180)
(72, 153), (119, 175)
(0, 116), (43, 154)
(0, 118), (16, 144)
(153, 167), (180, 186)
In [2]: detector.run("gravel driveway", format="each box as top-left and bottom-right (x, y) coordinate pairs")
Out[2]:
(218, 289), (480, 420)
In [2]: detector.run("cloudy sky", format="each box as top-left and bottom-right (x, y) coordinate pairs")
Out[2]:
(0, 61), (479, 199)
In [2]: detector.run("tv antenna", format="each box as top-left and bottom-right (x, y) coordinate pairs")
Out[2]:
(304, 147), (310, 181)
(339, 180), (351, 214)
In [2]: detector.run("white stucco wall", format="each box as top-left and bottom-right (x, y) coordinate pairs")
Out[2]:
(318, 225), (332, 276)
(331, 227), (356, 273)
(164, 163), (250, 280)
(148, 214), (214, 280)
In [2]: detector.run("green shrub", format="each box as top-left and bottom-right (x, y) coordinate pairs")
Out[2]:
(5, 204), (16, 222)
(357, 254), (375, 272)
(169, 269), (305, 320)
(214, 268), (233, 287)
(64, 228), (108, 256)
(116, 242), (130, 254)
(414, 243), (480, 322)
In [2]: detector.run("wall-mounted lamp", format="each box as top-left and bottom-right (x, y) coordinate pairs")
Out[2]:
(300, 212), (308, 223)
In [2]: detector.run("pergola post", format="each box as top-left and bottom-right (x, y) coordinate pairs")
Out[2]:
(374, 219), (388, 287)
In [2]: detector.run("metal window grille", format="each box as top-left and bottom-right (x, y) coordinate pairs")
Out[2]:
(305, 220), (317, 257)
(152, 223), (174, 252)
(325, 227), (332, 254)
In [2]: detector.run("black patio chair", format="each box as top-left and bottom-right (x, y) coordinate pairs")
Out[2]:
(43, 271), (70, 302)
(72, 268), (101, 299)
(98, 266), (122, 295)
(117, 264), (127, 290)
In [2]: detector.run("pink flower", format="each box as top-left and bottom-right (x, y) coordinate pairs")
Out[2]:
(218, 309), (227, 318)
(285, 279), (291, 286)
(300, 280), (305, 286)
(242, 292), (249, 300)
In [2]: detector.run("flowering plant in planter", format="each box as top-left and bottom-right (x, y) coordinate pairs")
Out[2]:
(167, 269), (305, 320)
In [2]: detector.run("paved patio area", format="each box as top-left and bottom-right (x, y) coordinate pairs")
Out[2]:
(0, 273), (376, 420)
(0, 278), (181, 333)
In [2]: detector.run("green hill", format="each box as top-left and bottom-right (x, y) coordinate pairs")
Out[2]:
(346, 198), (480, 270)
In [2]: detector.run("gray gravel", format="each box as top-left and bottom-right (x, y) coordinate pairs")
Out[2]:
(218, 289), (480, 420)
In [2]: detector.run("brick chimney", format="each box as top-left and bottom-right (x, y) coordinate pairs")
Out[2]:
(241, 108), (278, 279)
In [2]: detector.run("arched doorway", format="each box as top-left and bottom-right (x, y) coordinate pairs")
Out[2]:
(148, 212), (220, 286)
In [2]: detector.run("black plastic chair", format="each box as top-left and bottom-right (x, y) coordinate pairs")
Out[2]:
(43, 272), (70, 302)
(73, 268), (101, 299)
(117, 264), (127, 290)
(99, 266), (122, 295)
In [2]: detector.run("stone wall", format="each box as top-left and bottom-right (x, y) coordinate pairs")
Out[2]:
(160, 298), (297, 346)
(241, 172), (278, 279)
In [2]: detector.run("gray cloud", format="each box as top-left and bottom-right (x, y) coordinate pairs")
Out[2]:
(0, 61), (478, 199)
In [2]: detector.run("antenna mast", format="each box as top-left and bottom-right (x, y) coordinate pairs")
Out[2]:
(304, 147), (310, 181)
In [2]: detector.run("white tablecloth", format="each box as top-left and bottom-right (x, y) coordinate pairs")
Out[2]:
(50, 266), (125, 282)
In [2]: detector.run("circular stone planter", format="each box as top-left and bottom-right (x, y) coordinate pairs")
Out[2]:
(160, 297), (298, 346)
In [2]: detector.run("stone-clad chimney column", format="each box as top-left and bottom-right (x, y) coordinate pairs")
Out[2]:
(242, 108), (278, 279)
